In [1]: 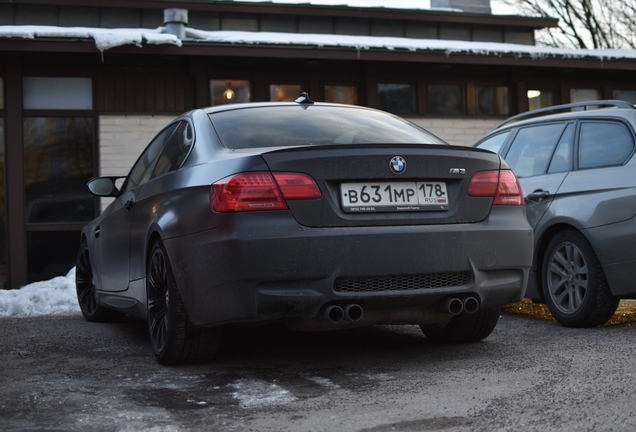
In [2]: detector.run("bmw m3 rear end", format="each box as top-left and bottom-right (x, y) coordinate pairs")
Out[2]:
(79, 98), (533, 364)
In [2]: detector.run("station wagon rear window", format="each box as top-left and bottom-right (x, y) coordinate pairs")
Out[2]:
(209, 106), (446, 149)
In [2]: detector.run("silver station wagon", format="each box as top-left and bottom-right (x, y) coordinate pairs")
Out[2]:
(475, 100), (636, 327)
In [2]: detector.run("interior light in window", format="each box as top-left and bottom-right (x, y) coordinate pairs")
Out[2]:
(223, 82), (235, 101)
(527, 90), (541, 99)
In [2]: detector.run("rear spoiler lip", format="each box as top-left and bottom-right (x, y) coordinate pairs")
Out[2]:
(232, 143), (498, 156)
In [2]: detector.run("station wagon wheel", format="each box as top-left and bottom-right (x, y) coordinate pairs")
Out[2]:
(542, 230), (619, 327)
(75, 240), (125, 323)
(146, 239), (223, 365)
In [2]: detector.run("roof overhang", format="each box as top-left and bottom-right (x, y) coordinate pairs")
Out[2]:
(1, 27), (635, 71)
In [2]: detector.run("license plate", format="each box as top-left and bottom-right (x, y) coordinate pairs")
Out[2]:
(340, 181), (449, 213)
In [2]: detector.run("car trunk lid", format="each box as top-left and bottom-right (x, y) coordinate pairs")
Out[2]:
(248, 144), (502, 227)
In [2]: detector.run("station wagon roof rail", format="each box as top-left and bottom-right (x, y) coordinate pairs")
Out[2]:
(494, 100), (636, 130)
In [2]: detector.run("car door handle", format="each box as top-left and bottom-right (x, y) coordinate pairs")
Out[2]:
(124, 198), (135, 212)
(525, 190), (551, 202)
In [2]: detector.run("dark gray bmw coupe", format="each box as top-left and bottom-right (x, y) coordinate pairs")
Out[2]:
(77, 97), (533, 365)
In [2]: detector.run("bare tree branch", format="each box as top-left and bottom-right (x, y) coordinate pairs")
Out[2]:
(497, 0), (635, 49)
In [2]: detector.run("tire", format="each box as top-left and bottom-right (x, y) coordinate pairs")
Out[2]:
(541, 229), (619, 327)
(76, 240), (126, 323)
(146, 239), (222, 365)
(420, 308), (500, 343)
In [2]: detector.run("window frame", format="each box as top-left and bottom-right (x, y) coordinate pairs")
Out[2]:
(122, 121), (182, 194)
(574, 119), (636, 171)
(427, 82), (467, 116)
(500, 121), (568, 178)
(150, 119), (196, 181)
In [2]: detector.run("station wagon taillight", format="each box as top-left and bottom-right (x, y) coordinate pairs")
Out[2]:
(467, 170), (523, 206)
(211, 172), (321, 212)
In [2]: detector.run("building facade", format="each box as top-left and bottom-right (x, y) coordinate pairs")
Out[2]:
(1, 0), (635, 288)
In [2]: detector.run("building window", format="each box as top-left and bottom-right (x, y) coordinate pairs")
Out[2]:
(324, 85), (357, 105)
(378, 83), (416, 114)
(428, 84), (464, 115)
(477, 85), (509, 116)
(613, 90), (636, 105)
(570, 88), (600, 104)
(0, 77), (3, 110)
(528, 89), (554, 111)
(23, 77), (93, 110)
(210, 80), (251, 106)
(23, 117), (94, 283)
(270, 84), (302, 102)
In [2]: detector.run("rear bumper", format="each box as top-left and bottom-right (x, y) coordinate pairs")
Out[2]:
(584, 216), (636, 297)
(164, 206), (533, 327)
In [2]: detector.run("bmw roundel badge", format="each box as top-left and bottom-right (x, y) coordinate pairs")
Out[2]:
(389, 156), (406, 175)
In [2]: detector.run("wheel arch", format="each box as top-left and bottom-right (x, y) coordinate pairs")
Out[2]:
(533, 222), (594, 301)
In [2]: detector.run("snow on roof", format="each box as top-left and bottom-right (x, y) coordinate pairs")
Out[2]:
(0, 268), (80, 318)
(1, 25), (635, 62)
(232, 0), (462, 12)
(188, 30), (636, 61)
(0, 25), (181, 51)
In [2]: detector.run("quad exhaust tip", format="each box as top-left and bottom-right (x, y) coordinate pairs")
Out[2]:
(441, 298), (464, 315)
(322, 304), (364, 323)
(463, 297), (480, 314)
(344, 304), (364, 322)
(322, 305), (344, 323)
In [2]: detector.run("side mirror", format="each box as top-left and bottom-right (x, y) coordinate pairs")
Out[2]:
(87, 177), (125, 197)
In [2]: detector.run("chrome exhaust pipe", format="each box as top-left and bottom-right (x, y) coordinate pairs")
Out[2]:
(439, 298), (463, 316)
(322, 305), (344, 323)
(463, 297), (479, 314)
(344, 304), (363, 322)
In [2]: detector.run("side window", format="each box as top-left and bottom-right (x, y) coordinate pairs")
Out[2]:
(548, 124), (574, 174)
(578, 122), (634, 169)
(504, 123), (566, 178)
(124, 123), (179, 192)
(475, 131), (511, 155)
(153, 122), (194, 179)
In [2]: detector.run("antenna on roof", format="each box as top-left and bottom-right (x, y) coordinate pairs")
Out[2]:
(295, 92), (314, 105)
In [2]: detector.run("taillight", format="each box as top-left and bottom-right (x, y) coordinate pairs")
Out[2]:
(467, 171), (498, 197)
(210, 172), (322, 212)
(211, 172), (287, 212)
(272, 173), (322, 200)
(493, 170), (523, 205)
(467, 170), (523, 206)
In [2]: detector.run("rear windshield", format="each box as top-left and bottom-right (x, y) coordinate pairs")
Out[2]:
(209, 105), (446, 149)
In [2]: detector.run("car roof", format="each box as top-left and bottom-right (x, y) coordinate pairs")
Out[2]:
(490, 101), (636, 136)
(202, 101), (385, 115)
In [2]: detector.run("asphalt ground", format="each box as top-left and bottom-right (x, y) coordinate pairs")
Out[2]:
(1, 300), (636, 432)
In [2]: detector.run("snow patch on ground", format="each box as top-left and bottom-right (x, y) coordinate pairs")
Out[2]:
(0, 267), (80, 318)
(302, 374), (341, 389)
(229, 379), (297, 408)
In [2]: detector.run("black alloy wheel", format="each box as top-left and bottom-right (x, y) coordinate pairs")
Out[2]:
(420, 308), (500, 343)
(146, 239), (222, 365)
(542, 230), (619, 327)
(76, 240), (125, 322)
(147, 245), (170, 355)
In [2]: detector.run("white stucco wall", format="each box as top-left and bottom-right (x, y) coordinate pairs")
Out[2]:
(406, 118), (500, 147)
(98, 115), (175, 210)
(99, 115), (175, 177)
